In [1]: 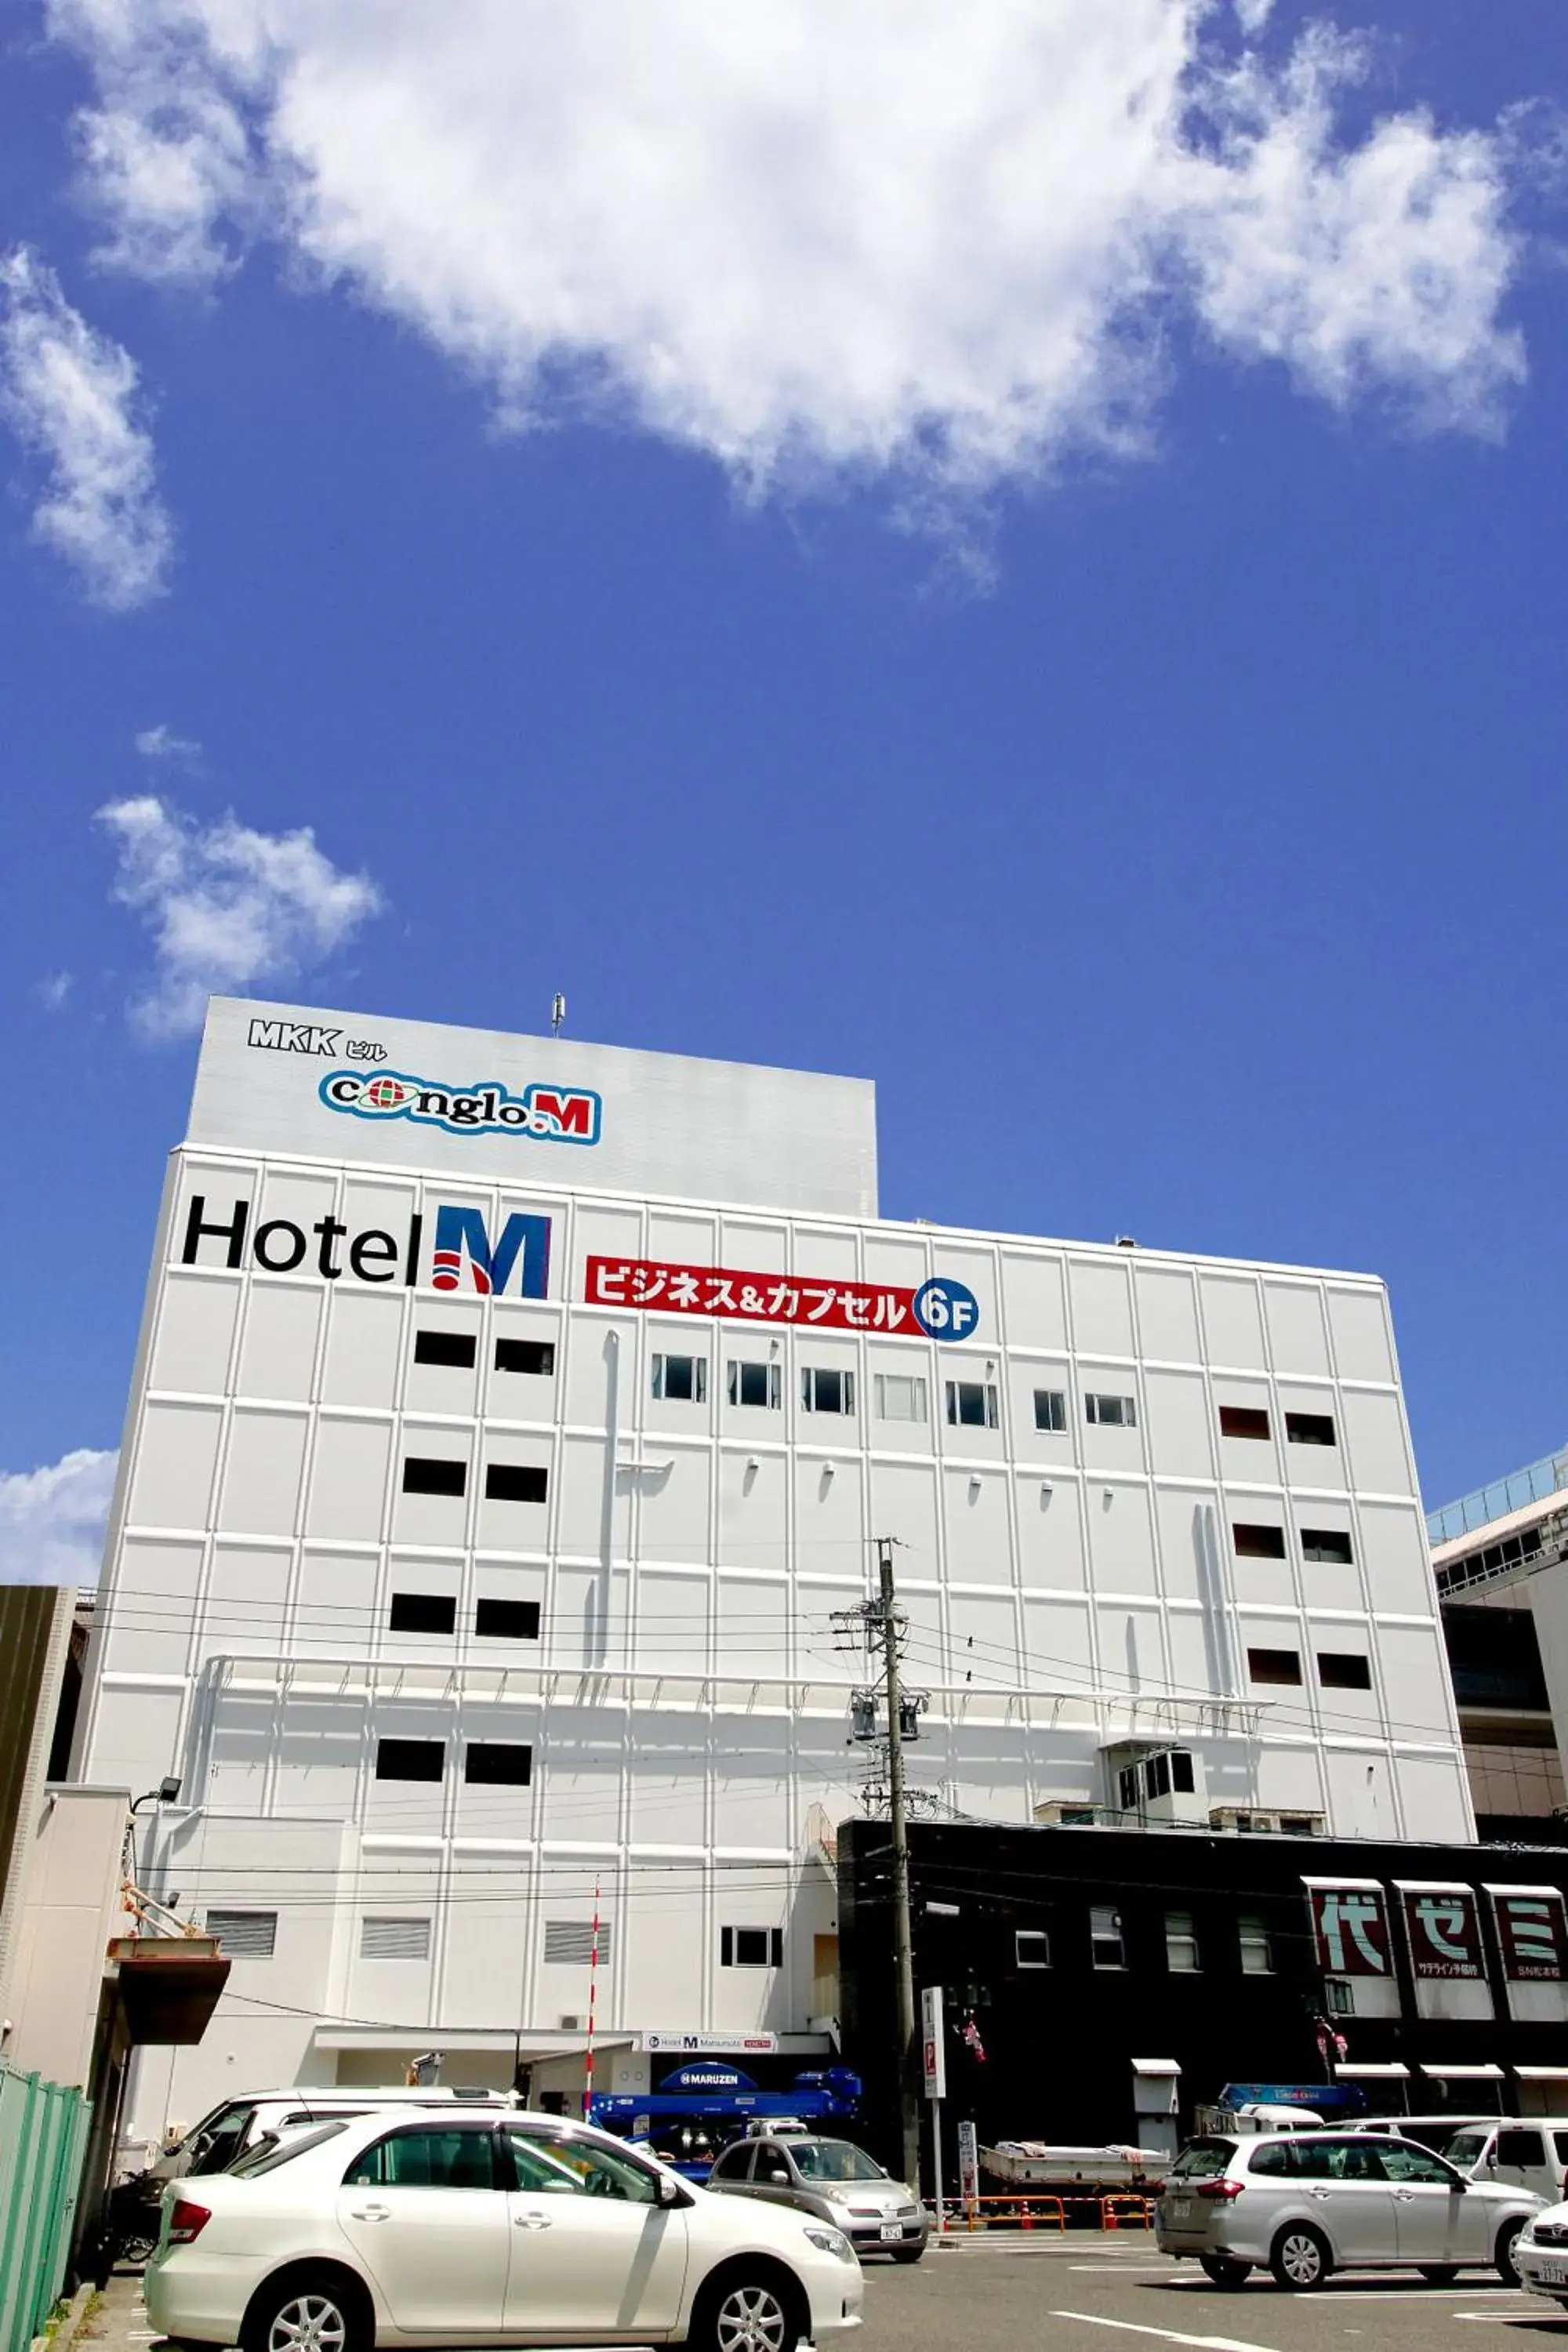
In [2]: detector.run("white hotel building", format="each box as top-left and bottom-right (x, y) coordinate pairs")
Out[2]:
(82, 998), (1468, 2138)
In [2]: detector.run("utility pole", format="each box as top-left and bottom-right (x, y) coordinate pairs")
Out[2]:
(877, 1538), (920, 2192)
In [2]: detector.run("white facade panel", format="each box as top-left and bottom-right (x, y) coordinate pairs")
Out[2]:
(83, 997), (1470, 2143)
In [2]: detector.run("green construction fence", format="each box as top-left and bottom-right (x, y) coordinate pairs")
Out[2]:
(0, 2063), (92, 2352)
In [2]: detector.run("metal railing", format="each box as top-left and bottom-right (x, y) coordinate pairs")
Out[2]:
(0, 2063), (92, 2352)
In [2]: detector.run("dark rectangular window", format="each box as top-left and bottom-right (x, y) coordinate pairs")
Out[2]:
(403, 1456), (466, 1497)
(495, 1338), (555, 1377)
(1232, 1522), (1286, 1558)
(652, 1352), (706, 1403)
(475, 1597), (541, 1641)
(1219, 1406), (1270, 1441)
(1247, 1647), (1302, 1686)
(1318, 1652), (1372, 1690)
(485, 1463), (549, 1504)
(1286, 1410), (1337, 1447)
(1171, 1750), (1195, 1793)
(720, 1926), (783, 1968)
(1085, 1393), (1136, 1428)
(1033, 1389), (1066, 1433)
(376, 1738), (445, 1782)
(414, 1329), (477, 1369)
(390, 1592), (457, 1635)
(946, 1380), (999, 1429)
(464, 1741), (533, 1786)
(1015, 1929), (1050, 1969)
(1301, 1527), (1353, 1564)
(801, 1367), (855, 1415)
(1090, 1905), (1125, 1969)
(728, 1359), (781, 1409)
(1164, 1910), (1200, 1972)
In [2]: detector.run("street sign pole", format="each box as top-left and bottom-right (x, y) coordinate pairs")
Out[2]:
(921, 1986), (946, 2236)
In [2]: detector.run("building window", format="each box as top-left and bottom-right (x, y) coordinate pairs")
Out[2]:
(1033, 1389), (1066, 1433)
(720, 1926), (784, 1969)
(1085, 1393), (1136, 1428)
(475, 1597), (541, 1641)
(1015, 1929), (1051, 1969)
(728, 1359), (782, 1409)
(543, 1920), (612, 1966)
(876, 1374), (929, 1424)
(1247, 1647), (1302, 1686)
(402, 1456), (466, 1497)
(485, 1462), (549, 1504)
(1239, 1915), (1274, 1974)
(1090, 1905), (1125, 1969)
(360, 1916), (431, 1960)
(651, 1352), (706, 1403)
(1164, 1910), (1200, 1972)
(1232, 1523), (1286, 1559)
(389, 1592), (457, 1635)
(1286, 1410), (1337, 1447)
(495, 1337), (555, 1377)
(375, 1737), (444, 1781)
(1117, 1765), (1138, 1814)
(414, 1329), (477, 1369)
(1278, 1815), (1320, 1837)
(1301, 1527), (1353, 1565)
(1219, 1405), (1270, 1441)
(464, 1741), (532, 1786)
(946, 1380), (999, 1430)
(801, 1367), (855, 1415)
(1318, 1652), (1372, 1690)
(205, 1909), (277, 1957)
(1142, 1750), (1196, 1800)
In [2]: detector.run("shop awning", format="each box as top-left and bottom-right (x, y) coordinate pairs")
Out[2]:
(1420, 2063), (1504, 2081)
(1334, 2063), (1410, 2079)
(107, 1935), (230, 2045)
(1515, 2066), (1568, 2082)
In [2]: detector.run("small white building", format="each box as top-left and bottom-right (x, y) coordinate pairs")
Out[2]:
(80, 997), (1468, 2141)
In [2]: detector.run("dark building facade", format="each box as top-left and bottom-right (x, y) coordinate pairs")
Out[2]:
(837, 1819), (1568, 2174)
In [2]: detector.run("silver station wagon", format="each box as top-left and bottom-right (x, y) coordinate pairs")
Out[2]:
(1156, 2130), (1541, 2290)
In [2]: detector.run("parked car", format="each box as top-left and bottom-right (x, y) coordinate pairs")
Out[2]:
(154, 2088), (518, 2180)
(1436, 2119), (1568, 2208)
(706, 2132), (928, 2262)
(145, 2105), (865, 2352)
(1155, 2130), (1541, 2290)
(1513, 2198), (1568, 2308)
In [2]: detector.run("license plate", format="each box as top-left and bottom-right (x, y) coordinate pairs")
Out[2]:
(1539, 2261), (1568, 2286)
(1170, 2199), (1191, 2221)
(880, 2224), (904, 2241)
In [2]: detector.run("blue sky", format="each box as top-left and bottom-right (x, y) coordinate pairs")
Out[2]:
(2, 0), (1566, 1577)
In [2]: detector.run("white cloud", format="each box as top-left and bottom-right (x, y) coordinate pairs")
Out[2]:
(135, 721), (201, 761)
(0, 1448), (118, 1587)
(0, 245), (173, 607)
(44, 0), (1526, 519)
(35, 971), (73, 1011)
(97, 793), (384, 1039)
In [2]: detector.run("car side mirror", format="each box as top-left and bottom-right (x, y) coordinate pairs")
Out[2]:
(657, 2174), (685, 2207)
(1450, 2179), (1468, 2194)
(769, 2169), (790, 2183)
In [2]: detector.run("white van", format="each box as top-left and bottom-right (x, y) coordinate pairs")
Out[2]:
(1439, 2121), (1568, 2208)
(1357, 2114), (1495, 2154)
(152, 2085), (519, 2180)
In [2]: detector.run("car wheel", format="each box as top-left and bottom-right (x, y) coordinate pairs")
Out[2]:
(688, 2269), (802, 2352)
(240, 2269), (371, 2352)
(1198, 2256), (1252, 2288)
(1269, 2225), (1330, 2292)
(1417, 2266), (1461, 2286)
(1495, 2220), (1526, 2288)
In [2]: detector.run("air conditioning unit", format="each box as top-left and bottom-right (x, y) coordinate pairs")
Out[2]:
(1108, 1745), (1208, 1828)
(1209, 1806), (1324, 1837)
(558, 2013), (583, 2030)
(1033, 1800), (1109, 1827)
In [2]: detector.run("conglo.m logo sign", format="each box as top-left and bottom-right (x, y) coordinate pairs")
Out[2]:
(321, 1068), (601, 1144)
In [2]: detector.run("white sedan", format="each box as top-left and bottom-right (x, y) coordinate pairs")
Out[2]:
(145, 2108), (865, 2352)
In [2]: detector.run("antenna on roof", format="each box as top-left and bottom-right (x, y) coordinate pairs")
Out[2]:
(550, 993), (566, 1039)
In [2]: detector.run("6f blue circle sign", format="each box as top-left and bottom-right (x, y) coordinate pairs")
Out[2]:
(913, 1277), (980, 1341)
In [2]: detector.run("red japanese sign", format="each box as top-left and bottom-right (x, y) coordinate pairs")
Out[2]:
(586, 1256), (920, 1335)
(1490, 1887), (1568, 1981)
(1399, 1886), (1483, 1980)
(1305, 1882), (1391, 1977)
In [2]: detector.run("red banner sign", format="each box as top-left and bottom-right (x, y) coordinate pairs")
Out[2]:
(1400, 1886), (1483, 1980)
(1306, 1883), (1391, 1977)
(586, 1255), (919, 1334)
(1490, 1888), (1568, 1981)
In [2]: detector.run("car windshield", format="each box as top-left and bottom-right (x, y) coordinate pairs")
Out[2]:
(228, 2122), (350, 2177)
(789, 2142), (887, 2183)
(1444, 2129), (1491, 2169)
(1171, 2140), (1236, 2179)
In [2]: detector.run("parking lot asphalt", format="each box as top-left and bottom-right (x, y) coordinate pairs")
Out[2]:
(858, 2237), (1568, 2352)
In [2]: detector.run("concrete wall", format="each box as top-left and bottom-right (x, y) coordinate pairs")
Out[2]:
(5, 1787), (129, 2090)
